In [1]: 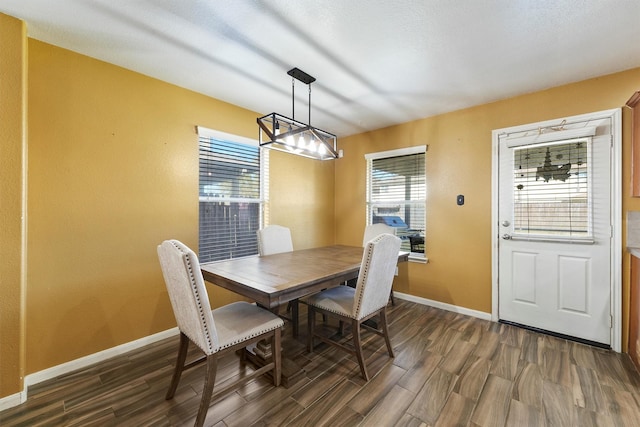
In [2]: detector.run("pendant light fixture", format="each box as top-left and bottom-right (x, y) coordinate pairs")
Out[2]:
(257, 67), (339, 160)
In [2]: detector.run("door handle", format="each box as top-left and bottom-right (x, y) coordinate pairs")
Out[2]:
(502, 220), (510, 227)
(502, 234), (512, 240)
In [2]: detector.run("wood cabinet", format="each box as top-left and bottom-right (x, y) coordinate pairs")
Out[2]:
(630, 253), (640, 371)
(627, 91), (640, 196)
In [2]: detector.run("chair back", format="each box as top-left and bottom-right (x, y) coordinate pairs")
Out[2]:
(353, 234), (402, 319)
(157, 240), (218, 355)
(257, 225), (293, 255)
(362, 223), (395, 246)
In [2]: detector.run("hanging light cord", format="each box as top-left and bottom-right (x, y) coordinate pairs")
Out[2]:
(291, 75), (313, 125)
(291, 76), (295, 120)
(308, 84), (312, 125)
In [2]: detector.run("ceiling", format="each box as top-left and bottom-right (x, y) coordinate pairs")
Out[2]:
(2, 0), (640, 137)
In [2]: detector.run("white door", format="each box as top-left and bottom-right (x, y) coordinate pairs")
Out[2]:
(496, 111), (618, 345)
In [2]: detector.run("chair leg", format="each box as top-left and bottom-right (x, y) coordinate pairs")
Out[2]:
(166, 332), (190, 400)
(338, 320), (345, 336)
(389, 291), (395, 306)
(195, 355), (217, 427)
(352, 319), (369, 381)
(379, 308), (394, 357)
(272, 328), (282, 387)
(239, 344), (247, 363)
(307, 306), (316, 352)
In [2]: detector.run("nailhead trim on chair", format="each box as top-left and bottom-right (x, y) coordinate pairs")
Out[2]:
(169, 240), (215, 354)
(168, 241), (284, 354)
(216, 321), (284, 351)
(353, 234), (378, 319)
(304, 233), (394, 320)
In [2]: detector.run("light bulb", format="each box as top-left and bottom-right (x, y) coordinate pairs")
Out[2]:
(298, 135), (306, 148)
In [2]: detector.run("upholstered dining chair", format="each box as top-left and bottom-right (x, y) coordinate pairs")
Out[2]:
(353, 223), (397, 305)
(257, 224), (293, 256)
(362, 223), (394, 246)
(256, 224), (303, 333)
(157, 240), (283, 427)
(305, 233), (401, 381)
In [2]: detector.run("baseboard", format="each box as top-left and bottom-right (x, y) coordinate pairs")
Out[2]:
(393, 291), (492, 321)
(25, 327), (179, 388)
(0, 327), (180, 412)
(0, 390), (27, 412)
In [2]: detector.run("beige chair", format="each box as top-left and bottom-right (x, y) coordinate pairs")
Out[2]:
(257, 224), (293, 256)
(362, 223), (394, 246)
(157, 240), (283, 427)
(356, 223), (396, 305)
(257, 225), (302, 334)
(305, 233), (401, 381)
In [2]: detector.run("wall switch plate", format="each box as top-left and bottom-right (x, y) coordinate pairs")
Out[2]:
(457, 194), (464, 205)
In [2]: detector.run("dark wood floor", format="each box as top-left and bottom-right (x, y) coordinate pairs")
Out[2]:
(2, 299), (640, 426)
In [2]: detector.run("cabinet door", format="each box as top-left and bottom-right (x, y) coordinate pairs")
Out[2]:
(627, 91), (640, 197)
(630, 255), (640, 370)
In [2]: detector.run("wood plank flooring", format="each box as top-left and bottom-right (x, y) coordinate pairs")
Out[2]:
(2, 299), (640, 426)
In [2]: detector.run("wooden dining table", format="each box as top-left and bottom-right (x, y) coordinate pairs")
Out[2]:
(200, 244), (409, 386)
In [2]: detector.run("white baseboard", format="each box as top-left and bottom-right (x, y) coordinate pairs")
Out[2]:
(25, 327), (179, 387)
(0, 327), (179, 412)
(393, 291), (492, 321)
(0, 390), (26, 412)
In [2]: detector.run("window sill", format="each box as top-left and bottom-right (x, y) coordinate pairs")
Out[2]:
(408, 254), (428, 263)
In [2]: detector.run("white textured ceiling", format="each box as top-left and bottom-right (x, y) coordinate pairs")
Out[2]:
(2, 0), (640, 137)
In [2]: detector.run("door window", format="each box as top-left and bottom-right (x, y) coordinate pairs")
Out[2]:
(512, 138), (590, 239)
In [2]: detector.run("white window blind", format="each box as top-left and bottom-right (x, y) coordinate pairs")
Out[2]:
(366, 146), (426, 257)
(512, 138), (591, 239)
(198, 127), (268, 262)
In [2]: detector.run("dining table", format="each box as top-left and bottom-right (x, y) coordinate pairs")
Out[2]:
(200, 244), (409, 386)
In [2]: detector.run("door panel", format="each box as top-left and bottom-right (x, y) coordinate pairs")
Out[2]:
(512, 252), (536, 303)
(558, 255), (589, 313)
(498, 115), (613, 345)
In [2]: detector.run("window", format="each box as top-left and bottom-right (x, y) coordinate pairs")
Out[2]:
(198, 127), (268, 262)
(366, 146), (427, 260)
(512, 138), (590, 239)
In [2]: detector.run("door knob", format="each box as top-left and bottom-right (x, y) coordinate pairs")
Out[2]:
(502, 234), (512, 240)
(502, 220), (510, 227)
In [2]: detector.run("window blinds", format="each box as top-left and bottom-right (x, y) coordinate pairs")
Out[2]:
(198, 135), (264, 262)
(512, 138), (590, 239)
(366, 149), (426, 255)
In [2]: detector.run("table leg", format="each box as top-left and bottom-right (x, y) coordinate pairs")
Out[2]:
(291, 300), (299, 337)
(244, 302), (305, 387)
(244, 341), (306, 388)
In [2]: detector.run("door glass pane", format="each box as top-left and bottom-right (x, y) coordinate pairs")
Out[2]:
(512, 139), (590, 237)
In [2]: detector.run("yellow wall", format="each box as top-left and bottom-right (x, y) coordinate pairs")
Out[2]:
(0, 13), (27, 398)
(23, 39), (335, 375)
(336, 67), (640, 350)
(269, 151), (335, 249)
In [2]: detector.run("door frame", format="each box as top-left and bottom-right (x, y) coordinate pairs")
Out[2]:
(491, 108), (622, 352)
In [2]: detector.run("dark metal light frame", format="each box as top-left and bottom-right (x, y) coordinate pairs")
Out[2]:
(257, 68), (339, 160)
